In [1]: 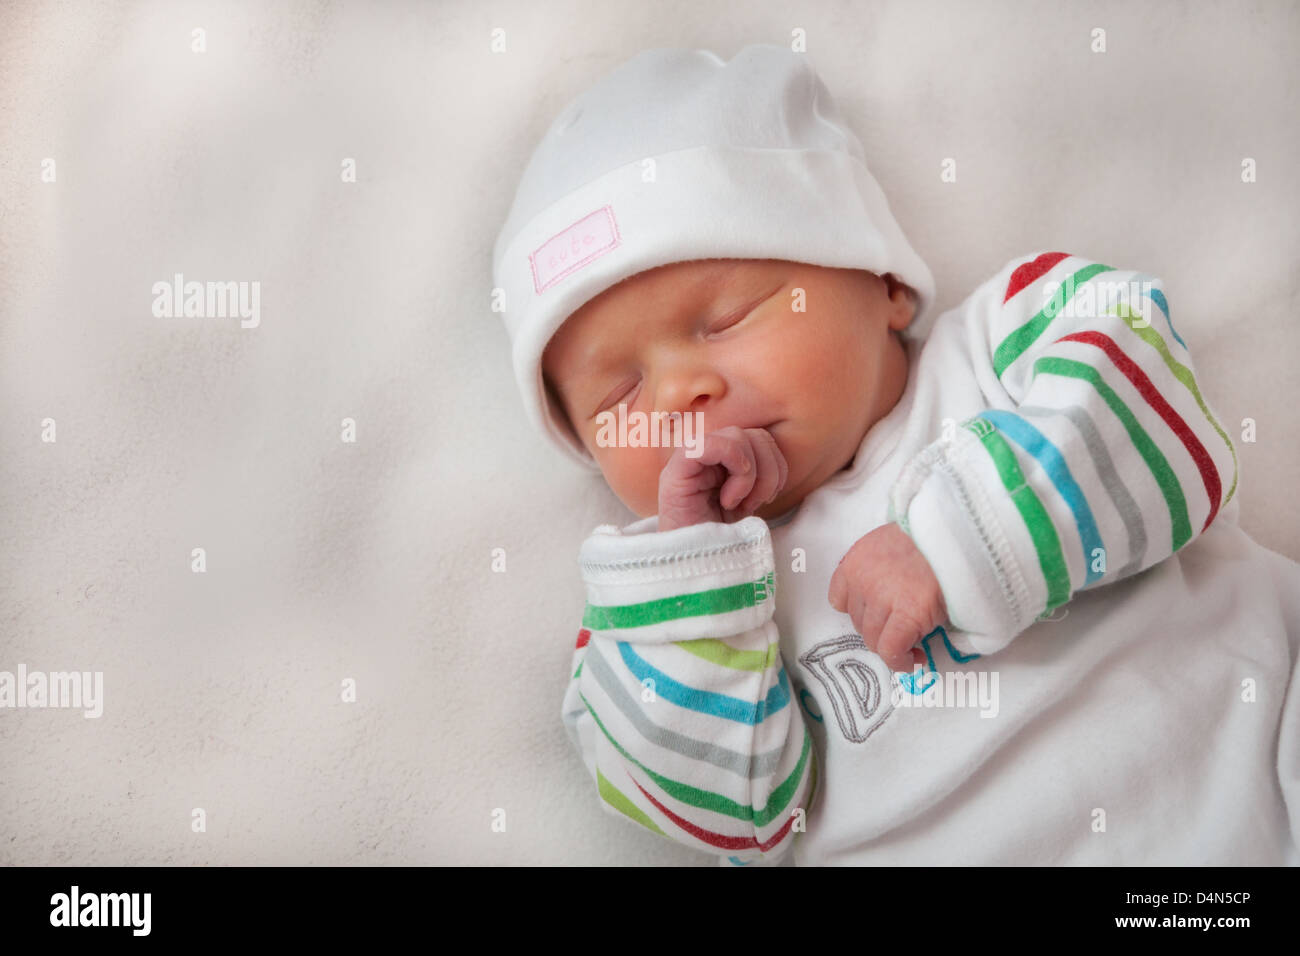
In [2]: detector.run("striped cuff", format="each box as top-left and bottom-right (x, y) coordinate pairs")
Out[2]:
(889, 427), (1043, 655)
(578, 515), (776, 643)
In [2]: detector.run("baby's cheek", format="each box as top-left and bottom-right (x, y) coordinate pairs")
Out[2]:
(599, 446), (665, 514)
(638, 446), (674, 503)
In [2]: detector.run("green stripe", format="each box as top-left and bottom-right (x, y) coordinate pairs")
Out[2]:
(761, 730), (812, 828)
(1033, 356), (1191, 550)
(994, 263), (1115, 378)
(962, 418), (1071, 613)
(1106, 302), (1238, 506)
(674, 637), (780, 672)
(596, 768), (666, 835)
(582, 572), (774, 630)
(580, 692), (809, 827)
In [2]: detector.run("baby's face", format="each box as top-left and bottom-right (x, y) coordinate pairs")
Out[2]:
(542, 258), (915, 520)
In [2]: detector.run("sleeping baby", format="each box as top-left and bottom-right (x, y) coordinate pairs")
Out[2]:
(492, 44), (1300, 865)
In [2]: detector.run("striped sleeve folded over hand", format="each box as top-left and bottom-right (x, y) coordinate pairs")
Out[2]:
(560, 514), (816, 864)
(889, 251), (1238, 656)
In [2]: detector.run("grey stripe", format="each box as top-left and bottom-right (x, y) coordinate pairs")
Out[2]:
(1019, 403), (1146, 580)
(581, 639), (787, 780)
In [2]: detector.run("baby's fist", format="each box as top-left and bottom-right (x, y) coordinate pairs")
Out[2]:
(827, 523), (948, 673)
(658, 426), (787, 532)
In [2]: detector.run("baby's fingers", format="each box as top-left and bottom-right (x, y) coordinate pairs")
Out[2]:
(877, 611), (923, 673)
(691, 429), (756, 511)
(828, 562), (849, 612)
(732, 429), (786, 515)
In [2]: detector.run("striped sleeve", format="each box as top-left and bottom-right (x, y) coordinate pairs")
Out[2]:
(560, 514), (816, 864)
(888, 250), (1238, 656)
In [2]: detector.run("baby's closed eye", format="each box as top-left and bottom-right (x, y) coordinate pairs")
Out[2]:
(704, 283), (784, 338)
(591, 375), (641, 418)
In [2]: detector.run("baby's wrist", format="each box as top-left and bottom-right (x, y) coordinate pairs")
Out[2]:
(657, 510), (695, 533)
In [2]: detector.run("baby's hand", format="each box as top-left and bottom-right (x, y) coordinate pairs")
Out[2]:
(658, 426), (787, 532)
(828, 523), (948, 673)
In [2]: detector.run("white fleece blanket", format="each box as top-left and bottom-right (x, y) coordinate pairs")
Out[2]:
(1, 0), (1296, 865)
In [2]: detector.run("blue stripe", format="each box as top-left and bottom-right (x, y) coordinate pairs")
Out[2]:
(1131, 276), (1184, 349)
(727, 856), (754, 866)
(976, 410), (1105, 586)
(616, 642), (789, 725)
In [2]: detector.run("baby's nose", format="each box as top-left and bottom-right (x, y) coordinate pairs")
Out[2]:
(654, 367), (727, 418)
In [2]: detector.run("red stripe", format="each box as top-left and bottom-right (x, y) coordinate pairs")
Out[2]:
(1004, 252), (1071, 303)
(1058, 330), (1221, 532)
(630, 775), (796, 853)
(575, 628), (591, 649)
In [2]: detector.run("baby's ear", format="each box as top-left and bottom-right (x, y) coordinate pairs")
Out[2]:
(881, 273), (919, 329)
(880, 271), (909, 300)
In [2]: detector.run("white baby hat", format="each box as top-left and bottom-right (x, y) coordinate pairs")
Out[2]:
(492, 44), (936, 470)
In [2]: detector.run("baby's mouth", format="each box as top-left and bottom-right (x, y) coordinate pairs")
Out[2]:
(666, 417), (784, 441)
(726, 420), (781, 432)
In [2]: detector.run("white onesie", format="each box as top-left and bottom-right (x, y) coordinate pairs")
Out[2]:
(560, 250), (1300, 865)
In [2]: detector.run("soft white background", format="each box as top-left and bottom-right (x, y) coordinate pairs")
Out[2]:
(1, 0), (1296, 865)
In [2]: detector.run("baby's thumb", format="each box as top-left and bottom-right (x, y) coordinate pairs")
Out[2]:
(827, 565), (847, 612)
(878, 613), (921, 673)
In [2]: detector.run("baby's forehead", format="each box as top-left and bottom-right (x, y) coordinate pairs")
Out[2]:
(552, 262), (703, 333)
(576, 259), (762, 325)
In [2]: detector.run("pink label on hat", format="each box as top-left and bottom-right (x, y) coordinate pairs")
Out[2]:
(530, 205), (621, 294)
